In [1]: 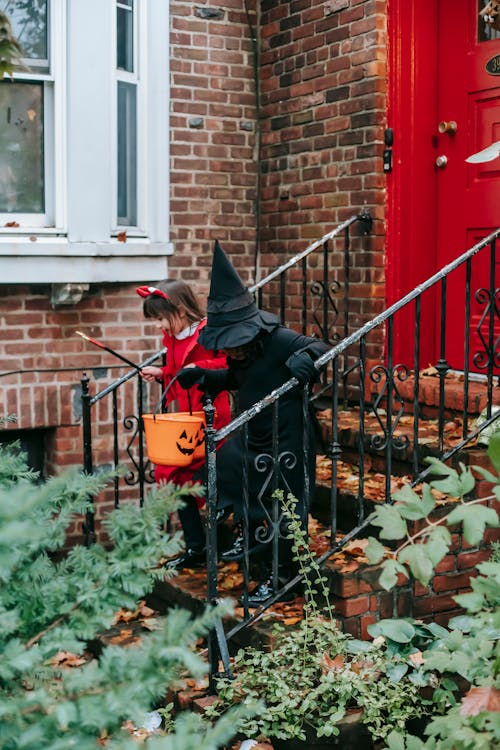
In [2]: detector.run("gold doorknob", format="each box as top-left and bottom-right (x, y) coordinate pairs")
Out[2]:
(435, 155), (448, 169)
(438, 120), (458, 135)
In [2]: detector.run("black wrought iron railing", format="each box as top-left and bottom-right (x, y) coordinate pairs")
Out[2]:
(201, 226), (500, 675)
(252, 210), (373, 344)
(80, 350), (165, 544)
(79, 213), (367, 523)
(79, 218), (500, 681)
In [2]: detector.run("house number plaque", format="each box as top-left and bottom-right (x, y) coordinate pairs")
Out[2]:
(485, 54), (500, 75)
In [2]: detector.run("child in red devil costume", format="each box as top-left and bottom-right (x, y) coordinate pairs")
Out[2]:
(137, 281), (231, 568)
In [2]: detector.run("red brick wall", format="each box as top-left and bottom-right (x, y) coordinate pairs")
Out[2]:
(330, 488), (500, 638)
(0, 1), (261, 492)
(0, 284), (162, 483)
(0, 1), (396, 540)
(169, 0), (259, 285)
(257, 0), (387, 342)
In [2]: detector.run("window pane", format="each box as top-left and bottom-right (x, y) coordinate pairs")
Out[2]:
(0, 81), (44, 213)
(0, 0), (49, 71)
(478, 0), (500, 42)
(117, 0), (134, 72)
(117, 81), (137, 226)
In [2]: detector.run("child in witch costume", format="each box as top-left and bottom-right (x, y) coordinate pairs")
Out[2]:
(177, 242), (329, 606)
(137, 281), (231, 569)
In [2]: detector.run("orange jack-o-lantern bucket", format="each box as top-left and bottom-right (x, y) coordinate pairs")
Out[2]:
(168, 411), (210, 461)
(142, 413), (204, 467)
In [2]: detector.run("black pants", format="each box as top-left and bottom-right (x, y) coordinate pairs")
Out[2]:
(178, 495), (205, 551)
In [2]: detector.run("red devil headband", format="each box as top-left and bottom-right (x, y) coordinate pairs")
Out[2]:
(136, 286), (169, 300)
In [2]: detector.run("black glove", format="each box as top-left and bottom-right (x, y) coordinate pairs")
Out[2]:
(285, 350), (317, 384)
(176, 366), (207, 389)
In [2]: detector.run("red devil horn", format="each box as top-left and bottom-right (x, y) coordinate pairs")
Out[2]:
(135, 286), (169, 300)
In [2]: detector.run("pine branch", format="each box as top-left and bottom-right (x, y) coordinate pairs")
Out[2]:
(25, 604), (78, 649)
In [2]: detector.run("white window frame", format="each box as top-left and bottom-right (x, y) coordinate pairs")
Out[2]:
(114, 0), (142, 231)
(0, 0), (171, 284)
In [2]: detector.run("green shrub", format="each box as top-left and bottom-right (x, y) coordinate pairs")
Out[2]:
(369, 435), (500, 750)
(0, 435), (245, 749)
(207, 496), (434, 743)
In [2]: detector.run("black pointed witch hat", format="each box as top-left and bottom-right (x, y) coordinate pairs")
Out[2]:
(198, 240), (279, 350)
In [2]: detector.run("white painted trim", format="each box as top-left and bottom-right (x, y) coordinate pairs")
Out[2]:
(0, 252), (171, 283)
(146, 0), (169, 243)
(0, 0), (170, 282)
(67, 0), (114, 243)
(52, 0), (66, 230)
(0, 238), (173, 256)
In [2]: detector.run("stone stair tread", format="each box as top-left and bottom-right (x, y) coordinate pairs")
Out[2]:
(315, 454), (459, 506)
(151, 517), (374, 616)
(316, 454), (412, 503)
(316, 407), (469, 457)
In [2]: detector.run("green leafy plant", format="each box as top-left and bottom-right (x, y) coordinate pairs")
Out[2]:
(207, 496), (434, 744)
(0, 435), (250, 750)
(366, 434), (500, 749)
(365, 436), (500, 590)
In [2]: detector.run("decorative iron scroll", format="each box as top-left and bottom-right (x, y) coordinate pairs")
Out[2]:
(368, 363), (410, 452)
(473, 287), (500, 371)
(311, 279), (341, 345)
(252, 449), (298, 543)
(123, 414), (155, 486)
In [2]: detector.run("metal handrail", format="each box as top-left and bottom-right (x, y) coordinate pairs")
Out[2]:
(248, 213), (362, 293)
(204, 226), (500, 661)
(88, 349), (166, 404)
(216, 226), (500, 444)
(77, 213), (500, 677)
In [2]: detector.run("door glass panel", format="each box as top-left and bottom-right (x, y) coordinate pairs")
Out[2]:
(0, 81), (44, 213)
(117, 0), (134, 72)
(478, 0), (500, 42)
(117, 80), (137, 226)
(0, 0), (49, 72)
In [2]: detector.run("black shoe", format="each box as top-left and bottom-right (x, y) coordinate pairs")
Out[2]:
(239, 578), (274, 607)
(220, 526), (268, 562)
(164, 547), (206, 570)
(215, 506), (232, 525)
(238, 577), (300, 608)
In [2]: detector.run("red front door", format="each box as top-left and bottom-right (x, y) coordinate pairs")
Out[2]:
(436, 0), (500, 371)
(387, 0), (500, 371)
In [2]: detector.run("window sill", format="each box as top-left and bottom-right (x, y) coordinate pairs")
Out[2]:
(0, 236), (173, 283)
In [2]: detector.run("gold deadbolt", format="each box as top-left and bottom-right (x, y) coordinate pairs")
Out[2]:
(438, 121), (458, 135)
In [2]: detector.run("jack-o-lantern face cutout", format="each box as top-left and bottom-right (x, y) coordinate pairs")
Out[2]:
(194, 423), (205, 449)
(192, 423), (206, 460)
(176, 429), (196, 457)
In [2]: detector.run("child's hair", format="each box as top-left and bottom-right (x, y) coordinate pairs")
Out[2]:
(143, 279), (205, 325)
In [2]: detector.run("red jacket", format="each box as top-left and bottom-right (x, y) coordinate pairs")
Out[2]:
(154, 319), (231, 494)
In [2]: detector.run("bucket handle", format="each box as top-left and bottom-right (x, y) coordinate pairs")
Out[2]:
(153, 372), (194, 417)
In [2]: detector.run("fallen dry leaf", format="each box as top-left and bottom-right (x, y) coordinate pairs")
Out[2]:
(141, 617), (161, 631)
(108, 628), (141, 647)
(114, 600), (156, 624)
(282, 616), (302, 626)
(338, 561), (360, 573)
(321, 653), (345, 674)
(351, 658), (376, 674)
(51, 650), (86, 668)
(459, 685), (500, 716)
(409, 651), (425, 666)
(344, 538), (369, 556)
(421, 365), (438, 376)
(218, 572), (244, 591)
